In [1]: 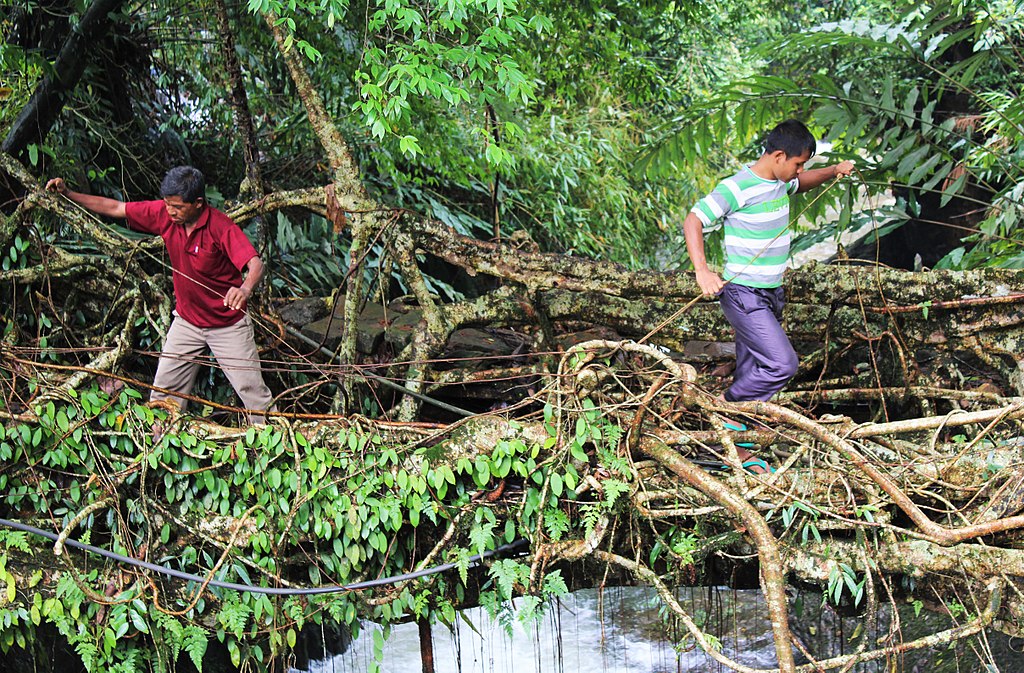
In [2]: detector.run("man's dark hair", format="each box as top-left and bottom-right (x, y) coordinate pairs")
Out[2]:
(160, 166), (206, 203)
(763, 120), (817, 159)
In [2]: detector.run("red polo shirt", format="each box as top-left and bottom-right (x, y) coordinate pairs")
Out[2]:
(125, 200), (259, 328)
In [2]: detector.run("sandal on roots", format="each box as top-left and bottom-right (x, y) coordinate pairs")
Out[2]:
(722, 421), (756, 449)
(741, 457), (776, 475)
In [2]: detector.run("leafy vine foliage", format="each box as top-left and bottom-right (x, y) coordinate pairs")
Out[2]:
(0, 383), (601, 670)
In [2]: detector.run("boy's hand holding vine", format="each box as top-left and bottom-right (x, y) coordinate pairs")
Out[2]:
(833, 160), (855, 179)
(695, 267), (725, 297)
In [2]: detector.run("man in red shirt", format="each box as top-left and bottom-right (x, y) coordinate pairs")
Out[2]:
(46, 166), (274, 423)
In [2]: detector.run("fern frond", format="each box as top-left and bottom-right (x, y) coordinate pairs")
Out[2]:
(182, 625), (208, 673)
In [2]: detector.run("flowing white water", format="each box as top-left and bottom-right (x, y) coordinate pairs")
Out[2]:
(298, 586), (779, 673)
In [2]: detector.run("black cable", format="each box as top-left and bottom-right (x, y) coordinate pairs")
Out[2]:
(0, 517), (528, 595)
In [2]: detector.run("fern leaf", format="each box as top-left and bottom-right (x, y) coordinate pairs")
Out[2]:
(183, 625), (208, 673)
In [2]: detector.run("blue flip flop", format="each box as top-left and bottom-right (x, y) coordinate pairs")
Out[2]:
(741, 457), (777, 474)
(693, 458), (777, 474)
(723, 421), (756, 449)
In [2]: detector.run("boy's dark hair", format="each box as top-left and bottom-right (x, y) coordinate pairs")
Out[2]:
(763, 120), (816, 159)
(160, 166), (205, 203)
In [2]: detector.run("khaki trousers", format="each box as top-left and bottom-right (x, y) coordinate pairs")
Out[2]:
(151, 314), (274, 424)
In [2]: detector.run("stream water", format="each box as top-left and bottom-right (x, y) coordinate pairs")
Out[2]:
(292, 585), (1024, 673)
(294, 586), (792, 673)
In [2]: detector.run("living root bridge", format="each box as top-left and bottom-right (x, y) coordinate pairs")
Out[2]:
(6, 339), (1024, 671)
(6, 154), (1024, 670)
(6, 157), (1024, 414)
(212, 184), (1024, 409)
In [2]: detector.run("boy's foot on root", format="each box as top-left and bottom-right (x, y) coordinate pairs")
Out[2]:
(741, 457), (776, 475)
(722, 421), (756, 449)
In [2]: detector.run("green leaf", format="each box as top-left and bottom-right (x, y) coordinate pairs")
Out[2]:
(399, 135), (422, 157)
(895, 146), (930, 180)
(549, 472), (563, 498)
(130, 608), (149, 633)
(569, 441), (588, 463)
(184, 626), (208, 672)
(907, 154), (943, 185)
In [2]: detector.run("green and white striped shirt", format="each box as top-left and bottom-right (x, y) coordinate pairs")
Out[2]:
(690, 167), (799, 288)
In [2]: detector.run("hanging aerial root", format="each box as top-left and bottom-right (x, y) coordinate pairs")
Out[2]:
(55, 498), (114, 556)
(35, 291), (142, 405)
(599, 553), (1001, 673)
(641, 440), (796, 673)
(795, 578), (1003, 673)
(593, 549), (768, 673)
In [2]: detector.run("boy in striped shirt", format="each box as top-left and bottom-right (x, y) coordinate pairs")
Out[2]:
(682, 120), (853, 471)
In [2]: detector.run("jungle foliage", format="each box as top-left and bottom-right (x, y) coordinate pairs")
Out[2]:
(3, 0), (1024, 671)
(645, 0), (1024, 270)
(0, 388), (581, 671)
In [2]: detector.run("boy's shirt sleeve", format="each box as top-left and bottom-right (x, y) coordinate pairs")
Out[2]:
(786, 177), (800, 194)
(689, 181), (738, 231)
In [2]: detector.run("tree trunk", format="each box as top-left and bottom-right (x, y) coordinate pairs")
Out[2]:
(1, 0), (127, 158)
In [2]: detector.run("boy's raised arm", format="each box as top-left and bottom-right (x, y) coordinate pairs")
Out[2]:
(796, 160), (855, 193)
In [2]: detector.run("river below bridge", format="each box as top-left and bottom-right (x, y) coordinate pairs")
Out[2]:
(291, 586), (1023, 673)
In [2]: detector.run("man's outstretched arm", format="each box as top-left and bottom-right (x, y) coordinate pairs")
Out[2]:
(45, 178), (127, 219)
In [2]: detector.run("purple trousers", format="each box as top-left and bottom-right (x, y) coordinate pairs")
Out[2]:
(719, 284), (798, 402)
